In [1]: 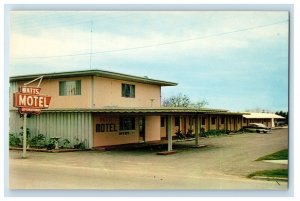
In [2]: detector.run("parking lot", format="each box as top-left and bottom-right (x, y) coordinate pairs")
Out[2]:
(9, 128), (288, 190)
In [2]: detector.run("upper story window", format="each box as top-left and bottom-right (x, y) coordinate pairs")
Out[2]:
(59, 80), (81, 96)
(122, 83), (135, 98)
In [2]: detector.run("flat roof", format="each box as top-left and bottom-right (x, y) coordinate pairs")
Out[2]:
(243, 112), (285, 119)
(9, 69), (178, 86)
(13, 107), (247, 115)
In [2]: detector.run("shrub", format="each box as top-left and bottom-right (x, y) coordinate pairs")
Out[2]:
(46, 138), (56, 150)
(29, 134), (46, 148)
(185, 129), (195, 138)
(175, 129), (185, 140)
(63, 139), (71, 148)
(73, 138), (87, 150)
(46, 143), (55, 150)
(74, 142), (86, 149)
(201, 129), (228, 137)
(9, 133), (21, 147)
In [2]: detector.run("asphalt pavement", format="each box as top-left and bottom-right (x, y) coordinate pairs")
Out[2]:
(8, 128), (289, 190)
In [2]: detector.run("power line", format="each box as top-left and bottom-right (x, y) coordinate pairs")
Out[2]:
(13, 19), (288, 60)
(11, 13), (133, 32)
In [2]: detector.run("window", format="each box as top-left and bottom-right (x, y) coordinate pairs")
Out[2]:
(175, 116), (180, 126)
(161, 117), (165, 127)
(243, 118), (246, 123)
(211, 117), (216, 125)
(120, 117), (135, 131)
(122, 83), (135, 98)
(96, 124), (101, 132)
(202, 118), (205, 125)
(59, 80), (81, 96)
(221, 117), (225, 124)
(189, 117), (193, 126)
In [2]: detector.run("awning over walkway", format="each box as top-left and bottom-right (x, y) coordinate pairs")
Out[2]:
(18, 107), (248, 116)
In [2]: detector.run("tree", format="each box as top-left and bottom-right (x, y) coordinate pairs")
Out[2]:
(162, 93), (208, 108)
(275, 111), (289, 124)
(190, 100), (209, 108)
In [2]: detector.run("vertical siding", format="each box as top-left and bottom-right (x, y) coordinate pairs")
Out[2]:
(9, 111), (93, 148)
(9, 81), (19, 109)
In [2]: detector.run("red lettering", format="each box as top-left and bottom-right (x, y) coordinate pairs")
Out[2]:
(14, 93), (51, 109)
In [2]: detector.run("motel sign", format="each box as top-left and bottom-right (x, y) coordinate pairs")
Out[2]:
(13, 87), (51, 114)
(13, 78), (52, 158)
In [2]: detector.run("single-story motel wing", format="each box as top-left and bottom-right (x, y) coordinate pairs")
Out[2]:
(9, 70), (285, 150)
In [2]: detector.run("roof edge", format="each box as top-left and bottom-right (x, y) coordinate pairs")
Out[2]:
(9, 69), (178, 86)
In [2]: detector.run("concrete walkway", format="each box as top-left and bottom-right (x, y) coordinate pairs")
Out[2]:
(263, 160), (288, 165)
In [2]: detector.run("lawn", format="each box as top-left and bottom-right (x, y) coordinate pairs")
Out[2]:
(248, 149), (288, 179)
(248, 169), (288, 178)
(255, 149), (288, 161)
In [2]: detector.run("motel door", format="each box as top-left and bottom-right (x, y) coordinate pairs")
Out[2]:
(139, 117), (145, 142)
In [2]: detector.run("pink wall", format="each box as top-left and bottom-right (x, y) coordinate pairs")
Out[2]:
(145, 116), (161, 142)
(93, 115), (139, 147)
(14, 76), (162, 109)
(93, 114), (162, 147)
(16, 77), (92, 109)
(160, 116), (166, 138)
(93, 77), (161, 108)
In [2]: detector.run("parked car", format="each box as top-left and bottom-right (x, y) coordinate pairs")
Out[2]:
(243, 123), (271, 133)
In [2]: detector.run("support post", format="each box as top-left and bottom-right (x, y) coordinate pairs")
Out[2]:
(167, 115), (173, 152)
(208, 115), (211, 131)
(22, 113), (27, 158)
(195, 115), (199, 146)
(200, 115), (203, 133)
(179, 115), (181, 131)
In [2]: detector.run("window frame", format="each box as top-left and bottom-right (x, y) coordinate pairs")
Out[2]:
(119, 117), (136, 131)
(121, 83), (135, 98)
(59, 80), (81, 96)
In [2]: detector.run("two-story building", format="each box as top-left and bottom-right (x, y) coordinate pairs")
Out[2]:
(9, 69), (247, 150)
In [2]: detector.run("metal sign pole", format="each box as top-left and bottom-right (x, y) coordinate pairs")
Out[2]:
(22, 113), (27, 158)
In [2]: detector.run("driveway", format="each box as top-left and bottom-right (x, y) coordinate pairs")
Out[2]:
(8, 128), (288, 190)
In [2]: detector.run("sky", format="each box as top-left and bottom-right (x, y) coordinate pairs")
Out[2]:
(9, 11), (289, 112)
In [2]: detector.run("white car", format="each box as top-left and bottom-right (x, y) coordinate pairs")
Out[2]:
(243, 123), (271, 133)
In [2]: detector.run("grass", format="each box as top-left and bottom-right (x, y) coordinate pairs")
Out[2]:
(248, 149), (288, 179)
(256, 149), (288, 161)
(247, 169), (288, 178)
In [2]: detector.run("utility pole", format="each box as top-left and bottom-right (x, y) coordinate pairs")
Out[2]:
(89, 21), (93, 69)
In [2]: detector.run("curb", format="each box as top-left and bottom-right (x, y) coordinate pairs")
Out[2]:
(251, 176), (288, 182)
(9, 147), (88, 153)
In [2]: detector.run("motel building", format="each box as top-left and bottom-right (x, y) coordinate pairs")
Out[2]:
(9, 69), (283, 151)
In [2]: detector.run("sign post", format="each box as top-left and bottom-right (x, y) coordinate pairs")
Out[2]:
(13, 76), (51, 158)
(22, 113), (27, 158)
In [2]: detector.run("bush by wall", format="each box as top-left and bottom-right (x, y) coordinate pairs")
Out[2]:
(200, 129), (229, 137)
